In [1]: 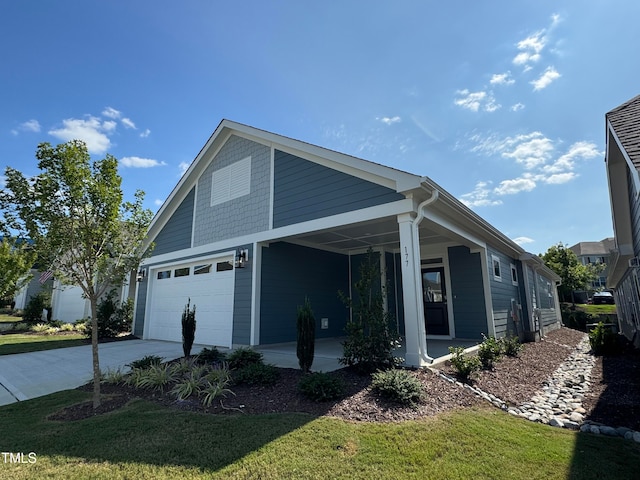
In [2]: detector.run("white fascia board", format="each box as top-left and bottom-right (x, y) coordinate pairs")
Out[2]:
(420, 177), (524, 257)
(142, 198), (414, 266)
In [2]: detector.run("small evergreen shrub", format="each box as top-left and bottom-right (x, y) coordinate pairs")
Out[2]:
(233, 363), (280, 386)
(23, 291), (52, 324)
(478, 334), (503, 369)
(298, 372), (345, 402)
(182, 298), (196, 358)
(589, 322), (618, 355)
(371, 369), (424, 406)
(500, 335), (523, 357)
(127, 355), (163, 370)
(197, 347), (227, 365)
(85, 293), (133, 339)
(228, 347), (263, 369)
(448, 346), (481, 383)
(296, 296), (315, 373)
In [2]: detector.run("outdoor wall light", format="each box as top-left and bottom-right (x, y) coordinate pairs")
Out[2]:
(136, 269), (146, 282)
(235, 248), (249, 268)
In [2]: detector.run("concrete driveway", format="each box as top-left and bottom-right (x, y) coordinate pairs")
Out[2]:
(0, 340), (191, 407)
(0, 339), (344, 407)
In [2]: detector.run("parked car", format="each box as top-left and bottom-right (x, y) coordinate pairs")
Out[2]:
(592, 291), (615, 305)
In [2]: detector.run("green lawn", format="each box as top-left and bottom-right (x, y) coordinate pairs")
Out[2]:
(1, 390), (639, 479)
(577, 304), (617, 315)
(0, 313), (22, 323)
(0, 333), (87, 355)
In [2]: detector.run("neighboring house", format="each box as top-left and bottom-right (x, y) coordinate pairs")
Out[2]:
(605, 94), (640, 346)
(569, 238), (614, 302)
(133, 120), (562, 366)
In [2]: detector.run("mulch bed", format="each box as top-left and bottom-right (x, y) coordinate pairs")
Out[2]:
(50, 327), (640, 430)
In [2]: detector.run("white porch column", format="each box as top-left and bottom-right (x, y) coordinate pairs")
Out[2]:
(397, 213), (431, 366)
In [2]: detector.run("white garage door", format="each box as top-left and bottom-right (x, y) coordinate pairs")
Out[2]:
(147, 257), (235, 348)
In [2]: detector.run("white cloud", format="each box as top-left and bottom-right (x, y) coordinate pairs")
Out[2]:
(454, 90), (500, 113)
(48, 116), (113, 154)
(544, 172), (577, 184)
(102, 107), (121, 119)
(531, 66), (561, 91)
(140, 128), (151, 138)
(21, 119), (41, 133)
(513, 31), (546, 67)
(154, 199), (164, 206)
(543, 141), (601, 174)
(511, 103), (525, 112)
(121, 117), (136, 129)
(178, 161), (190, 175)
(502, 135), (555, 169)
(378, 116), (401, 125)
(120, 156), (167, 168)
(12, 119), (41, 135)
(512, 236), (535, 246)
(490, 72), (515, 86)
(494, 176), (537, 195)
(460, 181), (503, 208)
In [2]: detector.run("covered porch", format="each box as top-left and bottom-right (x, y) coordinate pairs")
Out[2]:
(254, 337), (481, 371)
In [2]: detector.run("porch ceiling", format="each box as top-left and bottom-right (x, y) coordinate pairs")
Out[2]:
(282, 216), (451, 253)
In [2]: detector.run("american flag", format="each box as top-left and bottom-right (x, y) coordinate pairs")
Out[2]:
(38, 270), (53, 284)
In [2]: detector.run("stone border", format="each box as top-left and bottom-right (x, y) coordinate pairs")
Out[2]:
(431, 337), (640, 443)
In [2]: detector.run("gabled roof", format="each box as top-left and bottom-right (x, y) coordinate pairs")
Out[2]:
(606, 94), (640, 168)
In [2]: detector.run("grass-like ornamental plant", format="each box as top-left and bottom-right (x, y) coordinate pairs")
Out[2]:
(101, 367), (126, 385)
(182, 298), (196, 358)
(135, 363), (179, 391)
(200, 379), (235, 408)
(170, 370), (207, 401)
(296, 296), (315, 373)
(228, 347), (264, 369)
(371, 368), (424, 406)
(298, 372), (345, 402)
(448, 346), (481, 383)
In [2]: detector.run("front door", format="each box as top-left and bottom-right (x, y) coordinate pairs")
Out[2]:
(422, 267), (449, 336)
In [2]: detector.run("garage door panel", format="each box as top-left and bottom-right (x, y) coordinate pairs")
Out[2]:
(147, 257), (235, 348)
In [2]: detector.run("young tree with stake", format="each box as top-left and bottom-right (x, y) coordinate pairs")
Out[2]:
(0, 140), (153, 409)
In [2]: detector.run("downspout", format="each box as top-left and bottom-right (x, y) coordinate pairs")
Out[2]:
(412, 188), (440, 360)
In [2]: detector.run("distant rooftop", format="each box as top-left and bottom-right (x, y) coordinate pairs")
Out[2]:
(569, 237), (615, 257)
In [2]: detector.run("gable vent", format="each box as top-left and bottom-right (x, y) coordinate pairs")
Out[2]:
(211, 156), (252, 206)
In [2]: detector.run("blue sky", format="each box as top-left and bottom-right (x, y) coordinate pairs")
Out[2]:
(2, 1), (637, 255)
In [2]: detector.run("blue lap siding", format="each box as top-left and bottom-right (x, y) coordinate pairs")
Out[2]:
(448, 246), (486, 340)
(487, 247), (522, 338)
(272, 150), (404, 228)
(259, 242), (349, 344)
(152, 187), (195, 257)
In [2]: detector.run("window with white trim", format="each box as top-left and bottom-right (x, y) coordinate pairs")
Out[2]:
(492, 255), (502, 282)
(510, 264), (518, 286)
(211, 156), (251, 206)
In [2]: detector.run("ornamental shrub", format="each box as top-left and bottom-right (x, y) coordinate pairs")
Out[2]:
(339, 248), (402, 373)
(448, 346), (481, 383)
(500, 335), (523, 357)
(85, 291), (133, 339)
(478, 334), (503, 369)
(371, 368), (424, 406)
(182, 298), (196, 358)
(23, 291), (51, 324)
(197, 347), (227, 365)
(298, 372), (345, 402)
(232, 362), (280, 386)
(228, 347), (263, 369)
(296, 296), (315, 373)
(589, 322), (618, 355)
(127, 354), (163, 370)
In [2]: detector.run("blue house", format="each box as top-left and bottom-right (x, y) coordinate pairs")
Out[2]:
(133, 120), (562, 366)
(605, 94), (640, 346)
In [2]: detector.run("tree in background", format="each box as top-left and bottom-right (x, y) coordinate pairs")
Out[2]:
(0, 237), (36, 304)
(540, 243), (604, 303)
(0, 140), (153, 409)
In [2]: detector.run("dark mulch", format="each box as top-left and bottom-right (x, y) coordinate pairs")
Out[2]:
(50, 327), (640, 430)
